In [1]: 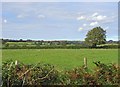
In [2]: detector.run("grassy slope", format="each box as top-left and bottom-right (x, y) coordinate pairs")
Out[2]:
(2, 49), (118, 70)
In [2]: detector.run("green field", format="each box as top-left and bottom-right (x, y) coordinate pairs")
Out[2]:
(2, 49), (118, 70)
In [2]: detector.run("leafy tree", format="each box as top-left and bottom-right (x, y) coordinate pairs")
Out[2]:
(85, 27), (106, 48)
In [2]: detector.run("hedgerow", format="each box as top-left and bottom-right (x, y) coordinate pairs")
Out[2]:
(1, 60), (120, 86)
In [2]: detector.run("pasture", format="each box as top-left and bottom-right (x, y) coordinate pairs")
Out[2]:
(2, 49), (118, 70)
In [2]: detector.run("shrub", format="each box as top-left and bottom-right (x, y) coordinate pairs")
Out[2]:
(93, 61), (120, 85)
(2, 60), (65, 86)
(1, 60), (120, 86)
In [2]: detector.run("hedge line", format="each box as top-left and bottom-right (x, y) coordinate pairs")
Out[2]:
(1, 60), (120, 86)
(2, 46), (88, 49)
(2, 44), (119, 49)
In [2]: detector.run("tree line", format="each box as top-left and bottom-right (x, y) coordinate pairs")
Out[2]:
(1, 27), (119, 49)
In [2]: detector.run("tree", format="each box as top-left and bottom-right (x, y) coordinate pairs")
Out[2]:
(85, 27), (106, 48)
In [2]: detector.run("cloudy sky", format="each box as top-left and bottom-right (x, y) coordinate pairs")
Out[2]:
(2, 2), (118, 41)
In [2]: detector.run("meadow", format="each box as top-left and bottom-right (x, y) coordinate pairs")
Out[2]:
(2, 49), (118, 70)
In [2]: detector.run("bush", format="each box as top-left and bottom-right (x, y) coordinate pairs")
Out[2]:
(66, 61), (120, 85)
(1, 60), (120, 86)
(2, 45), (88, 49)
(97, 44), (118, 49)
(2, 60), (65, 86)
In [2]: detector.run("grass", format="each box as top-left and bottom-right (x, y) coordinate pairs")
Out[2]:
(2, 49), (118, 70)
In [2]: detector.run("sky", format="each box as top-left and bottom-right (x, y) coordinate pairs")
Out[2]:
(1, 2), (118, 41)
(1, 0), (119, 2)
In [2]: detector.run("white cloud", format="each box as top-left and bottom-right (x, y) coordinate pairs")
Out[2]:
(77, 16), (86, 20)
(38, 14), (45, 18)
(83, 23), (87, 27)
(17, 14), (28, 18)
(91, 13), (116, 25)
(95, 15), (106, 21)
(90, 21), (98, 26)
(78, 27), (83, 31)
(87, 13), (107, 22)
(101, 15), (117, 24)
(3, 19), (7, 23)
(92, 12), (98, 17)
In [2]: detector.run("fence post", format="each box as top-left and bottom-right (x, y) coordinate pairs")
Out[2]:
(84, 58), (87, 68)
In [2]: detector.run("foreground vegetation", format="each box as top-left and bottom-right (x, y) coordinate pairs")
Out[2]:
(2, 60), (120, 86)
(2, 49), (118, 70)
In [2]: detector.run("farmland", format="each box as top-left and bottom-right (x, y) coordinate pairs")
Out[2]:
(2, 49), (118, 70)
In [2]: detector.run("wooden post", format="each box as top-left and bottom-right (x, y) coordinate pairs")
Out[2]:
(84, 58), (87, 68)
(15, 60), (18, 66)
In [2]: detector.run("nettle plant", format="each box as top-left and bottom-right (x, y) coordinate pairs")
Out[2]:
(2, 60), (120, 86)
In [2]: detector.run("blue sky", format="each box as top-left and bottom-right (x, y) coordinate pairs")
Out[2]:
(2, 2), (118, 41)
